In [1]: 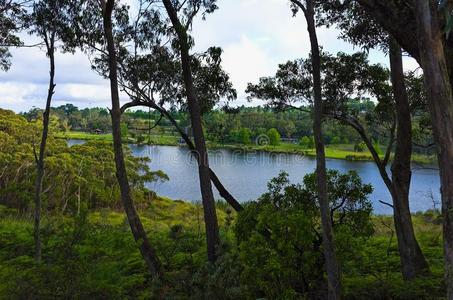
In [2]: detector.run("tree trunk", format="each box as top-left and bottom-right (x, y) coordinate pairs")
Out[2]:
(389, 37), (430, 279)
(101, 0), (161, 277)
(327, 108), (429, 280)
(304, 1), (341, 298)
(414, 1), (453, 297)
(121, 100), (243, 212)
(162, 0), (220, 263)
(34, 35), (56, 263)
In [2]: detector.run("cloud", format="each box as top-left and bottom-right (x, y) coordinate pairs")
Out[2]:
(0, 0), (422, 113)
(0, 82), (39, 108)
(221, 35), (276, 105)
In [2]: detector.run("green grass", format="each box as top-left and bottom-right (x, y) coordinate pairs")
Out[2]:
(57, 131), (437, 164)
(0, 200), (445, 299)
(56, 131), (179, 146)
(56, 131), (113, 141)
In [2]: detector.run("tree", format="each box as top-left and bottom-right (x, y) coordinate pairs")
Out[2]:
(238, 128), (251, 145)
(162, 0), (220, 263)
(266, 128), (281, 146)
(65, 0), (162, 277)
(247, 49), (429, 280)
(347, 1), (453, 294)
(95, 0), (242, 213)
(120, 122), (128, 141)
(289, 1), (341, 297)
(330, 136), (341, 145)
(101, 0), (161, 277)
(29, 0), (74, 262)
(0, 0), (28, 71)
(235, 170), (373, 298)
(300, 135), (314, 148)
(283, 120), (296, 138)
(318, 2), (430, 279)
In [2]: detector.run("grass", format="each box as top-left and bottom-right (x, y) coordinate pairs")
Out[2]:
(212, 142), (437, 164)
(57, 131), (437, 165)
(0, 199), (445, 299)
(56, 131), (113, 141)
(56, 131), (179, 146)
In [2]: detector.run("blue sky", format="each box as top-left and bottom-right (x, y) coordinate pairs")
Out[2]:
(0, 0), (419, 113)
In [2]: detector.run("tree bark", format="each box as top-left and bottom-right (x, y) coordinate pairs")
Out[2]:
(33, 33), (56, 263)
(303, 1), (341, 298)
(414, 1), (453, 297)
(162, 0), (220, 263)
(389, 37), (430, 279)
(101, 0), (161, 277)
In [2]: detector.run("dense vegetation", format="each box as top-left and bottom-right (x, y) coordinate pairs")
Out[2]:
(23, 104), (437, 164)
(0, 111), (446, 298)
(2, 0), (453, 298)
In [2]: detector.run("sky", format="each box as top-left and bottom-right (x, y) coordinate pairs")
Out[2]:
(0, 0), (420, 113)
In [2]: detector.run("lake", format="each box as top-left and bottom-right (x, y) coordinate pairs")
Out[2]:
(69, 140), (441, 214)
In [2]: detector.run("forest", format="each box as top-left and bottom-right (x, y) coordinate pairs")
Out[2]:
(1, 0), (453, 299)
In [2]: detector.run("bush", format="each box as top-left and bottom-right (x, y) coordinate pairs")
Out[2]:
(331, 136), (341, 145)
(300, 135), (314, 148)
(354, 141), (367, 152)
(234, 170), (374, 298)
(266, 128), (281, 146)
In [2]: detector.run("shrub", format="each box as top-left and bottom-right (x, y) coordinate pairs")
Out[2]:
(266, 128), (281, 146)
(234, 170), (374, 298)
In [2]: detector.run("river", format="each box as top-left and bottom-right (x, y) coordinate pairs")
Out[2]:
(69, 140), (440, 214)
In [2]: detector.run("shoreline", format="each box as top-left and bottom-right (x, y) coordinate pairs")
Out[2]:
(57, 131), (438, 165)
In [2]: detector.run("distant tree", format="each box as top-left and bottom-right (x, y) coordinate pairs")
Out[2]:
(239, 128), (251, 145)
(266, 128), (281, 146)
(136, 133), (145, 144)
(120, 123), (128, 140)
(283, 120), (296, 138)
(354, 142), (366, 153)
(330, 136), (341, 145)
(299, 136), (311, 148)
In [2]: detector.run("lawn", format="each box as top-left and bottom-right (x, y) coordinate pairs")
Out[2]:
(57, 131), (437, 164)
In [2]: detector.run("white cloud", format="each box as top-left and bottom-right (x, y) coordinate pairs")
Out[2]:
(221, 35), (275, 105)
(0, 0), (422, 113)
(0, 82), (39, 107)
(61, 83), (111, 102)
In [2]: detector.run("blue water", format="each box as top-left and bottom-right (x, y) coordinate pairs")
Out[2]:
(68, 140), (441, 214)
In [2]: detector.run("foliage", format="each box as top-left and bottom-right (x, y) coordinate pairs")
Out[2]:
(354, 141), (366, 152)
(0, 109), (167, 212)
(234, 170), (374, 298)
(266, 128), (281, 146)
(0, 0), (28, 70)
(300, 135), (315, 148)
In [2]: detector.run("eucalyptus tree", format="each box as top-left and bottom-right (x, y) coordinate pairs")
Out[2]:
(65, 0), (161, 276)
(315, 1), (430, 279)
(88, 1), (242, 212)
(0, 0), (30, 70)
(247, 50), (432, 279)
(161, 0), (221, 263)
(28, 0), (75, 262)
(342, 1), (453, 295)
(112, 44), (244, 212)
(285, 1), (341, 298)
